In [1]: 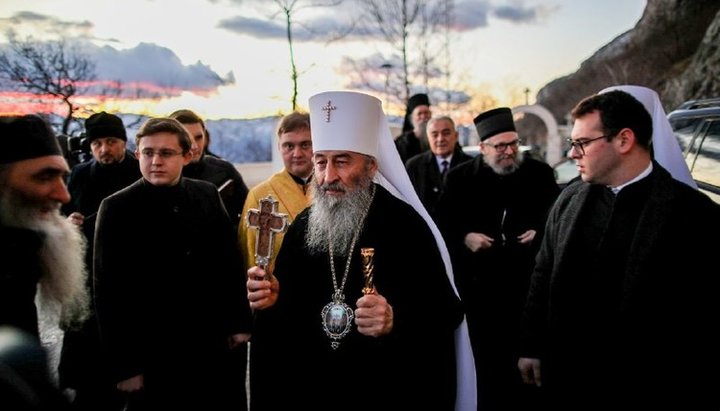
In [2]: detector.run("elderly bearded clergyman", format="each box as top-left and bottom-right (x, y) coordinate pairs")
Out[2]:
(247, 91), (476, 411)
(0, 115), (89, 341)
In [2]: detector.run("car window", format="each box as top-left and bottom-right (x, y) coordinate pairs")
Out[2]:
(670, 114), (720, 203)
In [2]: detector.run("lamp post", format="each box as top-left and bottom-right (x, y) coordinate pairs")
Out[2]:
(381, 63), (393, 111)
(524, 87), (531, 105)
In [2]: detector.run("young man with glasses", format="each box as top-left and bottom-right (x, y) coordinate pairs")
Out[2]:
(436, 107), (559, 411)
(518, 90), (720, 410)
(93, 117), (252, 411)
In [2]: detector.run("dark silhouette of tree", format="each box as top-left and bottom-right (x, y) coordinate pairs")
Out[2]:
(359, 0), (421, 102)
(0, 32), (96, 134)
(356, 0), (454, 106)
(271, 0), (346, 111)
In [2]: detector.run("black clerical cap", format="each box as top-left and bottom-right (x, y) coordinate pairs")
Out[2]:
(473, 107), (516, 141)
(402, 93), (431, 133)
(85, 111), (127, 142)
(407, 93), (430, 114)
(0, 115), (62, 164)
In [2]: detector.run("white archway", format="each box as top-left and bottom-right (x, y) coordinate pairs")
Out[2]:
(512, 104), (563, 166)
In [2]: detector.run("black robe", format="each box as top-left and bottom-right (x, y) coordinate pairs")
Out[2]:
(0, 225), (44, 340)
(182, 154), (249, 229)
(521, 164), (720, 410)
(59, 153), (141, 403)
(250, 184), (463, 411)
(436, 156), (559, 410)
(395, 130), (430, 164)
(94, 178), (252, 410)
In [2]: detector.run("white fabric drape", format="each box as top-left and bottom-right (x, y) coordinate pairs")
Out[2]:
(600, 85), (697, 189)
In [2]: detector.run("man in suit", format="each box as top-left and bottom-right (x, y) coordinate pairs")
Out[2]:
(406, 115), (471, 219)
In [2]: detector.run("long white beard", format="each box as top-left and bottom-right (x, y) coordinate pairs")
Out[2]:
(0, 189), (90, 330)
(306, 176), (374, 256)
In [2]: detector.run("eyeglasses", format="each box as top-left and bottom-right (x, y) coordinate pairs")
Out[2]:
(566, 135), (609, 156)
(280, 141), (312, 154)
(140, 149), (183, 159)
(483, 139), (519, 152)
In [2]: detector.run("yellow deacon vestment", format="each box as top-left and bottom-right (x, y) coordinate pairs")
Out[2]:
(238, 169), (312, 272)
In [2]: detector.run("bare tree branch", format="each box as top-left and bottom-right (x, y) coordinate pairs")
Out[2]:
(0, 31), (96, 133)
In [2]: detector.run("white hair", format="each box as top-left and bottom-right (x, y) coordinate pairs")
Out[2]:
(0, 188), (89, 330)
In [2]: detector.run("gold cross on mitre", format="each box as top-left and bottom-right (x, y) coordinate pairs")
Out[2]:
(246, 195), (289, 269)
(322, 100), (336, 122)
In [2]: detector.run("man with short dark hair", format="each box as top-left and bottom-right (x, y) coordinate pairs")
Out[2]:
(169, 109), (249, 229)
(238, 111), (313, 274)
(518, 90), (720, 410)
(94, 117), (252, 410)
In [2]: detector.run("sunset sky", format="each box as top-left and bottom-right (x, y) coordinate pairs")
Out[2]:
(0, 0), (646, 120)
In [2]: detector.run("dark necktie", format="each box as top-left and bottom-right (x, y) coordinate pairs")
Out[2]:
(440, 160), (449, 178)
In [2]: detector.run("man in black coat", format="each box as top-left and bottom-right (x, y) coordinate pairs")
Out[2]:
(406, 115), (472, 219)
(94, 118), (252, 411)
(518, 90), (720, 411)
(169, 109), (249, 229)
(59, 111), (141, 411)
(437, 107), (559, 411)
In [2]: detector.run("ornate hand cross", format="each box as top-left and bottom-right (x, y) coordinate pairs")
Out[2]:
(246, 195), (289, 269)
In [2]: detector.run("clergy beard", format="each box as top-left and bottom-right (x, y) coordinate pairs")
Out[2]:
(488, 149), (524, 175)
(307, 174), (374, 256)
(0, 188), (90, 330)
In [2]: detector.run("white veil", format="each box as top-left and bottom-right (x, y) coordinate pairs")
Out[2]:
(600, 85), (697, 189)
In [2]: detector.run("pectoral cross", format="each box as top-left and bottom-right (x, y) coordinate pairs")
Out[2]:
(246, 195), (289, 269)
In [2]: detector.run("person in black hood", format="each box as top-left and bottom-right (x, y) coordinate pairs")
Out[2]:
(394, 93), (432, 164)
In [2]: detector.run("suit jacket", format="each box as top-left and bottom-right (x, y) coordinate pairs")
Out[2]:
(406, 147), (472, 218)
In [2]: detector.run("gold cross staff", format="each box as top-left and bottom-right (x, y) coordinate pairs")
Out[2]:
(246, 195), (289, 271)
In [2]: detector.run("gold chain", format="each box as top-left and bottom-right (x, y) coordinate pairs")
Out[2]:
(328, 184), (376, 298)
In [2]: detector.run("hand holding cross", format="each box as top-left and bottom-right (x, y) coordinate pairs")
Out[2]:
(246, 195), (289, 276)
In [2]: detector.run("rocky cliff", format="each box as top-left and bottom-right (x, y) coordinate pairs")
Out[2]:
(537, 0), (720, 121)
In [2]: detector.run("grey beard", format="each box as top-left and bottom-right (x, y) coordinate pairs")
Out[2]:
(489, 149), (524, 175)
(306, 177), (374, 256)
(0, 189), (90, 330)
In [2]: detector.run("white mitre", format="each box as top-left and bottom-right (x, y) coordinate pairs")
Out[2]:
(600, 85), (697, 189)
(309, 90), (477, 411)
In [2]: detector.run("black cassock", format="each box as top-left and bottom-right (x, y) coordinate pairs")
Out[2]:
(94, 178), (252, 410)
(251, 184), (463, 411)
